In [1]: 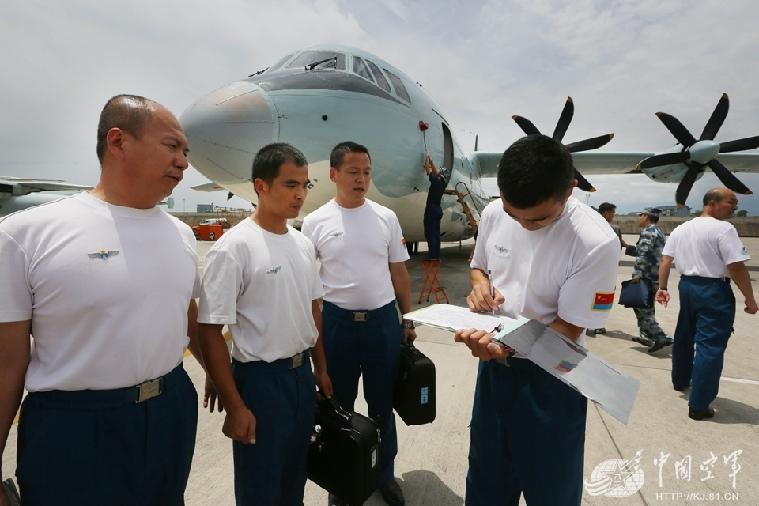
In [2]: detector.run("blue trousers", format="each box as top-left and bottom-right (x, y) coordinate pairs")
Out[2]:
(17, 365), (197, 506)
(424, 206), (443, 259)
(231, 354), (315, 506)
(466, 359), (587, 506)
(322, 300), (401, 485)
(672, 276), (735, 410)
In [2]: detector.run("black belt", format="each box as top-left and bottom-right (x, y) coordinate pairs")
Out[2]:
(323, 300), (396, 322)
(233, 350), (309, 370)
(28, 364), (183, 406)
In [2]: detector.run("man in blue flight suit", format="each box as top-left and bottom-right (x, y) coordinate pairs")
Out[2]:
(423, 154), (448, 259)
(625, 208), (673, 353)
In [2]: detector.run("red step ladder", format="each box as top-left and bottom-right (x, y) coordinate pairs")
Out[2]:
(418, 259), (449, 304)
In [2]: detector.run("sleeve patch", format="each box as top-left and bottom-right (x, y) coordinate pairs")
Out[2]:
(591, 291), (615, 311)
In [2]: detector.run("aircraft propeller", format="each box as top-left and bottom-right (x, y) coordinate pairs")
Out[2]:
(637, 93), (756, 207)
(512, 97), (614, 192)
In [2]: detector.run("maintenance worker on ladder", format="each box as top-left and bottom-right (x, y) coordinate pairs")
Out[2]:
(423, 154), (448, 259)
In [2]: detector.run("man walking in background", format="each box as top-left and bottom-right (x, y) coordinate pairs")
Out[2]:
(657, 188), (757, 420)
(625, 208), (672, 353)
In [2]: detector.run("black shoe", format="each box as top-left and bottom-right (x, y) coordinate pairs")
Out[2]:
(632, 336), (652, 346)
(379, 480), (405, 506)
(328, 493), (348, 506)
(596, 328), (607, 334)
(689, 407), (715, 420)
(673, 384), (689, 392)
(648, 339), (669, 353)
(586, 329), (596, 337)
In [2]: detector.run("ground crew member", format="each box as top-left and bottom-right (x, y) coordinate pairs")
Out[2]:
(0, 95), (202, 506)
(423, 154), (448, 259)
(657, 187), (757, 420)
(625, 207), (672, 353)
(197, 143), (332, 505)
(456, 134), (620, 505)
(301, 141), (415, 506)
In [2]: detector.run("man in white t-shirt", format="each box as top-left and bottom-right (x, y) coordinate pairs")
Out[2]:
(455, 135), (620, 505)
(197, 143), (332, 505)
(301, 141), (415, 506)
(0, 95), (203, 506)
(657, 187), (757, 421)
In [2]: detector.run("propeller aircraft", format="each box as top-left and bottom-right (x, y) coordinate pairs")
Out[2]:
(181, 45), (759, 242)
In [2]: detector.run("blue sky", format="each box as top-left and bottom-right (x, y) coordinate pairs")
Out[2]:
(2, 0), (758, 213)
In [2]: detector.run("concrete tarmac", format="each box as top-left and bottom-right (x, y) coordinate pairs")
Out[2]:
(3, 236), (758, 505)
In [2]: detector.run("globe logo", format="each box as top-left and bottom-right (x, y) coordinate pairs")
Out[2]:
(584, 450), (644, 497)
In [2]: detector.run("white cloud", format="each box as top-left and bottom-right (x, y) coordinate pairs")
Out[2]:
(2, 0), (758, 213)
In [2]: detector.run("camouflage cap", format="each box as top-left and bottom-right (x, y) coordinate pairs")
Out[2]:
(639, 208), (662, 218)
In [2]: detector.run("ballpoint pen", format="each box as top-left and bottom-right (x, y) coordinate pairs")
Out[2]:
(488, 269), (495, 315)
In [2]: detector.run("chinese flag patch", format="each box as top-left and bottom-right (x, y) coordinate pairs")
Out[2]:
(591, 291), (615, 311)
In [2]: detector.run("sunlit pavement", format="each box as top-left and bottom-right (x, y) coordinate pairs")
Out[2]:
(4, 237), (757, 505)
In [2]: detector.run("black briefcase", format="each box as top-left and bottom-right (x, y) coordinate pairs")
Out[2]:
(2, 479), (21, 506)
(394, 342), (436, 425)
(618, 279), (651, 308)
(308, 396), (381, 504)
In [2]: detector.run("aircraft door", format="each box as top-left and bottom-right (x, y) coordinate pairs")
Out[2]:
(442, 123), (454, 172)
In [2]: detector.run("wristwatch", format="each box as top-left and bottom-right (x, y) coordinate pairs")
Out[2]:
(402, 319), (415, 330)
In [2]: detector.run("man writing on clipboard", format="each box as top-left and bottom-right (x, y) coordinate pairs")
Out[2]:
(455, 134), (620, 505)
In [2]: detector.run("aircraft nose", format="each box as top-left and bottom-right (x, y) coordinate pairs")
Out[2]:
(181, 81), (277, 182)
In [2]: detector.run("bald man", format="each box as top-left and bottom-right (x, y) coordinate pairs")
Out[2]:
(657, 188), (757, 421)
(0, 95), (204, 505)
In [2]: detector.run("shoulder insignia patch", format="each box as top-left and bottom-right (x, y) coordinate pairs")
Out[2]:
(591, 291), (614, 311)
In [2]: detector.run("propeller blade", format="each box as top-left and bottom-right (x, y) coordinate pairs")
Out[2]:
(708, 159), (753, 195)
(512, 115), (541, 135)
(574, 168), (595, 192)
(699, 93), (729, 141)
(719, 135), (759, 153)
(565, 133), (614, 153)
(552, 97), (574, 142)
(656, 112), (697, 147)
(637, 151), (689, 169)
(675, 167), (701, 207)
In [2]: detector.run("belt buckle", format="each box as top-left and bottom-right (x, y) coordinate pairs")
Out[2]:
(353, 311), (367, 322)
(136, 378), (162, 403)
(292, 352), (304, 368)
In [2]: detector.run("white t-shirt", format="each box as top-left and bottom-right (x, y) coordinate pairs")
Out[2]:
(301, 199), (409, 310)
(0, 192), (200, 391)
(197, 218), (323, 363)
(471, 197), (620, 346)
(662, 217), (750, 278)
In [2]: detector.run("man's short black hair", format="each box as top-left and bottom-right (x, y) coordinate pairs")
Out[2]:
(330, 141), (371, 168)
(598, 202), (617, 214)
(96, 94), (155, 163)
(497, 134), (574, 209)
(251, 143), (308, 187)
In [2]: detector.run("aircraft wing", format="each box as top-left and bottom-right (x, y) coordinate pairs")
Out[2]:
(468, 151), (759, 177)
(0, 177), (91, 196)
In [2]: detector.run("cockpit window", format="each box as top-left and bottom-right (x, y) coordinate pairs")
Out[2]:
(286, 51), (346, 71)
(384, 69), (411, 102)
(365, 60), (391, 93)
(352, 57), (374, 83)
(268, 53), (295, 72)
